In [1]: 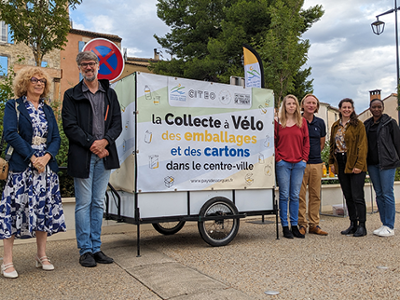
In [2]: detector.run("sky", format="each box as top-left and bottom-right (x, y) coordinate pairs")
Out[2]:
(70, 0), (400, 114)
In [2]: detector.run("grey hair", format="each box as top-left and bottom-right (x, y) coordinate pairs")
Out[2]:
(76, 51), (99, 65)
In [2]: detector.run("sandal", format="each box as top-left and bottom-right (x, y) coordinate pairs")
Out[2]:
(1, 263), (18, 279)
(35, 256), (54, 271)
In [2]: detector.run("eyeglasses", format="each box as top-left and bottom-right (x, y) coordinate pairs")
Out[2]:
(79, 62), (97, 68)
(30, 77), (47, 85)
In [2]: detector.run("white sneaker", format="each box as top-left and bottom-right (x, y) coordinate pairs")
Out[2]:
(373, 226), (385, 235)
(377, 226), (394, 237)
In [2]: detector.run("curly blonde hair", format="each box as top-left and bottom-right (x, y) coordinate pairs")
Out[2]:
(13, 66), (51, 98)
(279, 94), (303, 128)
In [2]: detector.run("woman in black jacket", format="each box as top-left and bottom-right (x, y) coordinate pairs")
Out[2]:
(364, 99), (400, 237)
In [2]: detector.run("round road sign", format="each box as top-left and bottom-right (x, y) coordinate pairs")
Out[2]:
(82, 38), (125, 82)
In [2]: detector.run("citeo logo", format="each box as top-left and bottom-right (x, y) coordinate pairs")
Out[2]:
(188, 89), (216, 100)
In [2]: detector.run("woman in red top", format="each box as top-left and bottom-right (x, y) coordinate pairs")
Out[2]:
(275, 95), (310, 239)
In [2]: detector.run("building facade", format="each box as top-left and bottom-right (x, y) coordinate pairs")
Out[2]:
(59, 28), (122, 101)
(358, 90), (399, 124)
(0, 22), (62, 101)
(60, 29), (160, 101)
(120, 49), (160, 80)
(315, 102), (340, 140)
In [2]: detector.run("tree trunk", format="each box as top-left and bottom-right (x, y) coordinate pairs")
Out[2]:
(34, 44), (42, 66)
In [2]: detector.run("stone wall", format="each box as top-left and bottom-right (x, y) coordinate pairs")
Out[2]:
(0, 41), (60, 68)
(0, 41), (62, 101)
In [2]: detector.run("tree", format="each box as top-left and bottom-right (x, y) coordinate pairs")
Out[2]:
(291, 68), (313, 100)
(205, 0), (272, 82)
(258, 0), (323, 106)
(152, 0), (272, 81)
(152, 0), (233, 80)
(152, 0), (323, 101)
(0, 0), (81, 66)
(155, 0), (227, 59)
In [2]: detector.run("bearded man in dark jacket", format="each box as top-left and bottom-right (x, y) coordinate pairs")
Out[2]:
(62, 51), (122, 267)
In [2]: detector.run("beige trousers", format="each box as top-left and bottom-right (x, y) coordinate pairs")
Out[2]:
(298, 163), (323, 228)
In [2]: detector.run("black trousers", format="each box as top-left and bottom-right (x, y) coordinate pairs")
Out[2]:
(336, 153), (367, 222)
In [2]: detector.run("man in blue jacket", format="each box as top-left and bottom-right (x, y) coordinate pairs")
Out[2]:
(62, 51), (122, 267)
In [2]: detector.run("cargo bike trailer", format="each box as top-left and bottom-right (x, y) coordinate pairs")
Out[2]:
(104, 72), (278, 255)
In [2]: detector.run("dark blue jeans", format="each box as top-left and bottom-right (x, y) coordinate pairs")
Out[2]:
(336, 153), (366, 222)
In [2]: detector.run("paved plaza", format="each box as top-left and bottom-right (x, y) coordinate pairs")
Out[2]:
(1, 212), (399, 299)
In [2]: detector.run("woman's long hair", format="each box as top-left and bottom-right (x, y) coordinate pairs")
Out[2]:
(338, 98), (358, 126)
(279, 94), (303, 128)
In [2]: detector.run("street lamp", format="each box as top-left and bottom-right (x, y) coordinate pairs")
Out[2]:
(371, 1), (400, 125)
(371, 19), (385, 35)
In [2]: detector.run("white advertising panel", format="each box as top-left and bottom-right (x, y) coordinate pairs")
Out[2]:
(168, 77), (252, 109)
(136, 73), (274, 193)
(109, 74), (136, 192)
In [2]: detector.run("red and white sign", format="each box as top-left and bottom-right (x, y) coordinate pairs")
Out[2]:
(82, 38), (125, 82)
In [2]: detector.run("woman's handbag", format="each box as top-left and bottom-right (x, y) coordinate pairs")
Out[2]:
(0, 158), (8, 180)
(0, 133), (11, 180)
(0, 101), (20, 180)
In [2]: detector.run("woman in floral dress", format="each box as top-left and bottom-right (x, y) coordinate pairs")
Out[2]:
(0, 66), (66, 279)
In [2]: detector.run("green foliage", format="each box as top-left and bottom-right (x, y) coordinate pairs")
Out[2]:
(258, 0), (323, 107)
(291, 68), (314, 101)
(299, 3), (324, 33)
(206, 0), (272, 82)
(152, 0), (232, 80)
(55, 121), (68, 167)
(0, 65), (15, 133)
(152, 0), (323, 102)
(49, 103), (74, 197)
(0, 0), (82, 66)
(152, 0), (271, 81)
(321, 141), (340, 184)
(154, 0), (227, 60)
(321, 140), (330, 168)
(58, 168), (74, 197)
(395, 167), (400, 181)
(0, 63), (15, 167)
(56, 124), (74, 197)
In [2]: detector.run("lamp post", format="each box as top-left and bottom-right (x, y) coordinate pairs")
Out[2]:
(371, 0), (400, 125)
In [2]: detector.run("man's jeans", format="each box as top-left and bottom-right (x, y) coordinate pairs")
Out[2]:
(368, 165), (396, 229)
(74, 154), (111, 255)
(276, 160), (306, 227)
